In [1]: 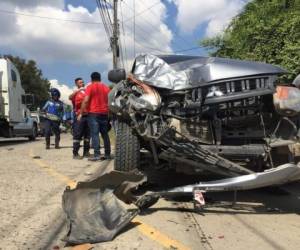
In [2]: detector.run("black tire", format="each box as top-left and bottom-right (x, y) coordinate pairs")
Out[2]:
(28, 124), (37, 141)
(115, 120), (140, 172)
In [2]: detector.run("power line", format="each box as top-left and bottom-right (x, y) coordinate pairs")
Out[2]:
(122, 21), (167, 54)
(100, 1), (203, 56)
(104, 1), (166, 56)
(96, 0), (113, 41)
(0, 8), (101, 25)
(134, 1), (195, 51)
(122, 1), (194, 52)
(123, 0), (162, 23)
(0, 2), (203, 57)
(103, 0), (113, 30)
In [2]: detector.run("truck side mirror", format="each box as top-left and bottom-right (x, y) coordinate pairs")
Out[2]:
(108, 69), (126, 83)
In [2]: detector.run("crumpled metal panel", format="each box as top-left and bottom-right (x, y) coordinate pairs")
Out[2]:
(132, 54), (286, 90)
(62, 171), (146, 244)
(133, 54), (188, 90)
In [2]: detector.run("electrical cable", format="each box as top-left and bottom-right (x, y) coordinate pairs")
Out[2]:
(122, 0), (162, 23)
(106, 1), (168, 54)
(134, 0), (196, 51)
(97, 0), (113, 36)
(96, 0), (112, 45)
(0, 8), (101, 24)
(122, 1), (189, 52)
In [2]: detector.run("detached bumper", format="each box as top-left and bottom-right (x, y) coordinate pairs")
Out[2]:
(158, 163), (300, 195)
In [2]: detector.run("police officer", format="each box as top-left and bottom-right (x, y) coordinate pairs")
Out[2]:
(42, 88), (65, 149)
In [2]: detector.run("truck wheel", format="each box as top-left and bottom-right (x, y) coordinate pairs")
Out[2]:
(115, 120), (140, 172)
(28, 124), (37, 141)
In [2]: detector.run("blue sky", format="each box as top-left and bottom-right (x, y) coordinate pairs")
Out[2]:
(0, 0), (248, 102)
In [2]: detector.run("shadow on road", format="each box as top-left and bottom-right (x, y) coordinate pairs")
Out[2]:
(0, 137), (42, 147)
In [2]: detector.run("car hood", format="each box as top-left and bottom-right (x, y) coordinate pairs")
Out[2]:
(132, 54), (287, 90)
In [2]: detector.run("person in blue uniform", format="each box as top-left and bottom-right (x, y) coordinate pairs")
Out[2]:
(42, 88), (65, 149)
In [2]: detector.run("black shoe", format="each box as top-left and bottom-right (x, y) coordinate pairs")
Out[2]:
(46, 138), (50, 149)
(100, 155), (112, 161)
(55, 138), (60, 149)
(88, 155), (101, 161)
(73, 154), (82, 160)
(83, 152), (90, 158)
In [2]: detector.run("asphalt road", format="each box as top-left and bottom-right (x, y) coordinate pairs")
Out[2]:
(0, 135), (300, 250)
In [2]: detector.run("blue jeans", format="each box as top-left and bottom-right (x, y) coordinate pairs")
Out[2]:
(88, 113), (111, 157)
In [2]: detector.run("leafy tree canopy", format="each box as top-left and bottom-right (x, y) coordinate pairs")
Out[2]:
(200, 0), (300, 82)
(4, 55), (50, 109)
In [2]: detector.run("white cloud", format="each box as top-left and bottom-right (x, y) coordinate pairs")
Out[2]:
(49, 79), (74, 105)
(0, 0), (173, 71)
(1, 0), (64, 9)
(171, 0), (248, 37)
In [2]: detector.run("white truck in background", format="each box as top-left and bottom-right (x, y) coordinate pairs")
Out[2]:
(0, 58), (38, 140)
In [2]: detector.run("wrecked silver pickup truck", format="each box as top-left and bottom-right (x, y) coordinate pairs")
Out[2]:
(108, 54), (300, 180)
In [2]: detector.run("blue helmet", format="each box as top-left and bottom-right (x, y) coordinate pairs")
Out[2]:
(50, 88), (61, 98)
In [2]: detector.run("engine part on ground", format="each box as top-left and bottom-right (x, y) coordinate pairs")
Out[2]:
(62, 171), (146, 244)
(134, 194), (160, 210)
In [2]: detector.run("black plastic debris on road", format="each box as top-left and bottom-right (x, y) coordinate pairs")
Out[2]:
(62, 171), (146, 244)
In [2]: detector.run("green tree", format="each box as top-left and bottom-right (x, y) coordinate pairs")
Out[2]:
(200, 0), (300, 83)
(4, 55), (50, 109)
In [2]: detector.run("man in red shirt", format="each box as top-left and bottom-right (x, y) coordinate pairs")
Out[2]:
(79, 72), (111, 161)
(69, 77), (90, 159)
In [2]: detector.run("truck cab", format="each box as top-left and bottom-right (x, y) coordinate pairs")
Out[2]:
(0, 58), (37, 140)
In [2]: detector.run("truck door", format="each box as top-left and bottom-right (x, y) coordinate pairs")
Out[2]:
(8, 63), (24, 122)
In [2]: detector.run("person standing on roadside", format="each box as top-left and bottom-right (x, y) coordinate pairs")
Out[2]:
(69, 78), (90, 159)
(78, 72), (111, 161)
(42, 88), (65, 149)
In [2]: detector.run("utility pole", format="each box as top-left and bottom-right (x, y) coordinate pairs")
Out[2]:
(112, 0), (120, 69)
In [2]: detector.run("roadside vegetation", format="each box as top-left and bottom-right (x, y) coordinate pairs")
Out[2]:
(201, 0), (300, 83)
